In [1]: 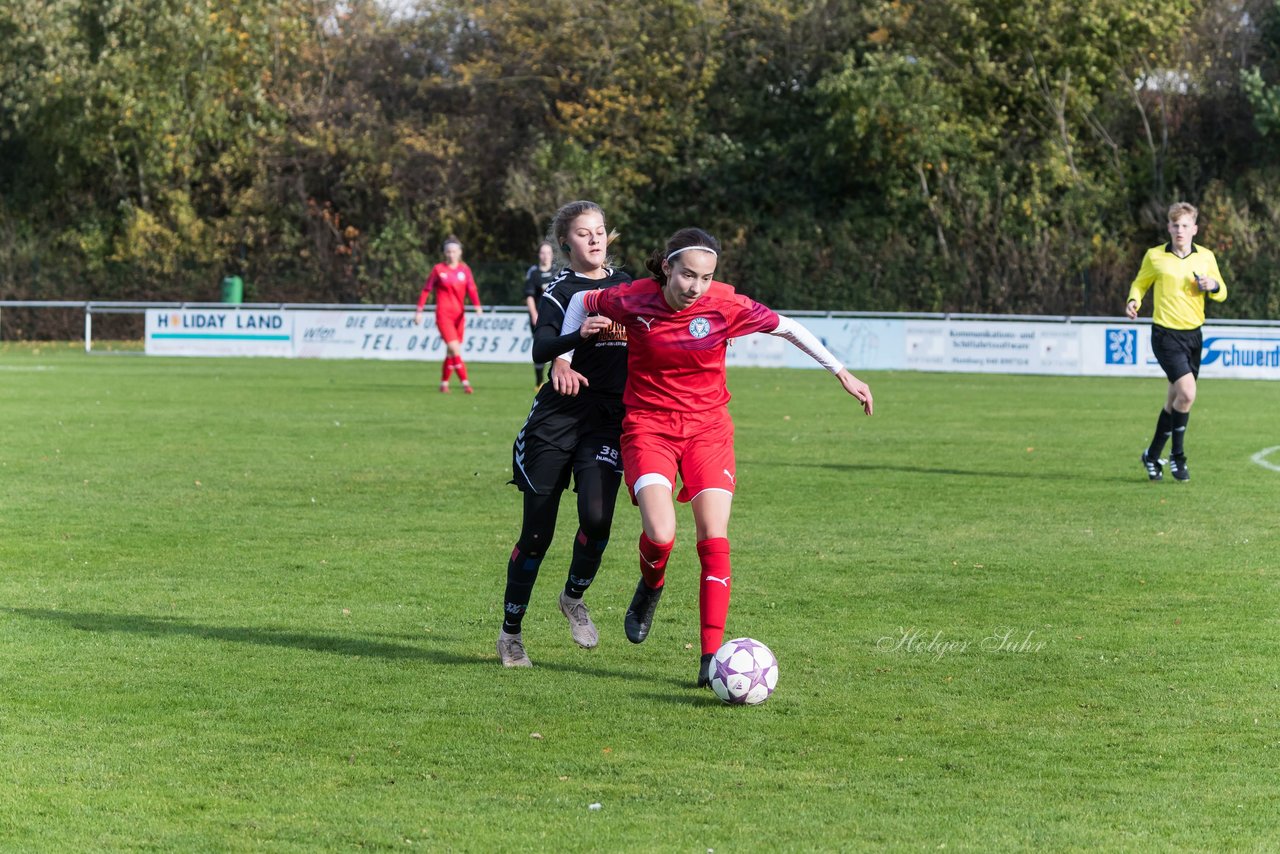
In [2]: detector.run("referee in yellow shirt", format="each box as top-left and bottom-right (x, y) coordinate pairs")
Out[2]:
(1126, 202), (1228, 482)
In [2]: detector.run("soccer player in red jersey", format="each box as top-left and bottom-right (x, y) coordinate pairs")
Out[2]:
(555, 227), (873, 687)
(414, 236), (483, 393)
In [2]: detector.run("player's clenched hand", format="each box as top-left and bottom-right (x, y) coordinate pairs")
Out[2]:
(550, 358), (588, 397)
(578, 316), (612, 339)
(836, 369), (873, 416)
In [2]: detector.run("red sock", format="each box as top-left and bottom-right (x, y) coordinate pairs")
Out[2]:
(697, 537), (731, 654)
(455, 357), (469, 382)
(638, 532), (672, 589)
(441, 358), (453, 383)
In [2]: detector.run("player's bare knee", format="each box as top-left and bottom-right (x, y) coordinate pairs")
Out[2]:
(644, 521), (676, 545)
(640, 509), (676, 544)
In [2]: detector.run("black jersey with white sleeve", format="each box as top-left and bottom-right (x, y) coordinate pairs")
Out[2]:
(531, 267), (631, 398)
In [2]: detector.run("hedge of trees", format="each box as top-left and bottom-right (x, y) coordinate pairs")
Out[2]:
(4, 0), (1280, 338)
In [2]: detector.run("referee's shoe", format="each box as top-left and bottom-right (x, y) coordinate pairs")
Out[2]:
(1169, 455), (1190, 482)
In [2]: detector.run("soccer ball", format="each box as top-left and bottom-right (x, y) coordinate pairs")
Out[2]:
(709, 637), (778, 705)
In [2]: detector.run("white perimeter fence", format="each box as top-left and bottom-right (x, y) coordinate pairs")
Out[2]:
(3, 300), (1280, 380)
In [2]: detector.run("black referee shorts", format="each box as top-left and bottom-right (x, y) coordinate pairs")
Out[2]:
(510, 396), (623, 495)
(1151, 324), (1203, 382)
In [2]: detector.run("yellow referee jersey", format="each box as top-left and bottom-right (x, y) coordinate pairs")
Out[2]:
(1127, 242), (1228, 330)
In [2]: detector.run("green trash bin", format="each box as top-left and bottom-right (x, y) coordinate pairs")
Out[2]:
(221, 275), (244, 304)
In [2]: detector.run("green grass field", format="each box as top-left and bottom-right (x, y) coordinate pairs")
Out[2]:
(2, 344), (1278, 851)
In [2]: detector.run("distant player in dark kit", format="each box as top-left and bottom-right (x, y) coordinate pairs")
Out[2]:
(1127, 202), (1228, 482)
(523, 241), (557, 388)
(496, 201), (632, 668)
(555, 227), (874, 688)
(414, 236), (483, 394)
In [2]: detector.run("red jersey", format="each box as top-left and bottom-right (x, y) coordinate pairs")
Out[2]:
(583, 278), (778, 413)
(418, 263), (480, 317)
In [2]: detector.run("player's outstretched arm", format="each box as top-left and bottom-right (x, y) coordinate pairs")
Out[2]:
(836, 369), (873, 415)
(768, 315), (872, 416)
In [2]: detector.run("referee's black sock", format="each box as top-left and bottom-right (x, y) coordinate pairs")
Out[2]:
(502, 544), (545, 635)
(565, 529), (607, 598)
(1147, 408), (1174, 460)
(1170, 410), (1190, 458)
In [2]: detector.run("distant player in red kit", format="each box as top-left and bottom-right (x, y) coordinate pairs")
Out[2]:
(556, 227), (874, 687)
(415, 236), (483, 393)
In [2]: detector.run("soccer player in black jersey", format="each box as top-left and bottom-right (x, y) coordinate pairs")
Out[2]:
(523, 241), (557, 388)
(497, 201), (632, 667)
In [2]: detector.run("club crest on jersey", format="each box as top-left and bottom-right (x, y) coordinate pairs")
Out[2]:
(688, 317), (711, 339)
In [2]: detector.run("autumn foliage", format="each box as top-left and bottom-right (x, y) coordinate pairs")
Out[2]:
(4, 0), (1280, 338)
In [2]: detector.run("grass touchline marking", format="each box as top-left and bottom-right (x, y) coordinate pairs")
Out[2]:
(1249, 445), (1280, 472)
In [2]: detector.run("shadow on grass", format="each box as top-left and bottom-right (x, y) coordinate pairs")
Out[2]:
(4, 607), (687, 686)
(515, 658), (692, 688)
(6, 607), (482, 666)
(630, 690), (718, 707)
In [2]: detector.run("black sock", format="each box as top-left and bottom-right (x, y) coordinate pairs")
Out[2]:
(1147, 408), (1173, 459)
(535, 364), (545, 386)
(502, 545), (545, 634)
(1170, 410), (1190, 458)
(502, 491), (560, 634)
(562, 465), (619, 599)
(565, 529), (608, 598)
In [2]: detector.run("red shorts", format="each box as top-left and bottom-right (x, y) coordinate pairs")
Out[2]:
(622, 408), (736, 503)
(436, 311), (466, 343)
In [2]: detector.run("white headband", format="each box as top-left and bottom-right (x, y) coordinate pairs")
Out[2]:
(665, 245), (718, 263)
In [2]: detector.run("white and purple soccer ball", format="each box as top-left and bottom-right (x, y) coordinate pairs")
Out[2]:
(709, 637), (778, 705)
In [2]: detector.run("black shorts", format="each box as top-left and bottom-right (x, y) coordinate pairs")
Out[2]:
(1151, 325), (1202, 382)
(510, 394), (624, 495)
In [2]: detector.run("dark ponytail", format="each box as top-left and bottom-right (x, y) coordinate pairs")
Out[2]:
(645, 227), (721, 285)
